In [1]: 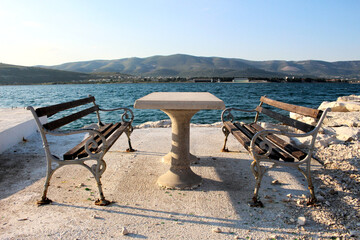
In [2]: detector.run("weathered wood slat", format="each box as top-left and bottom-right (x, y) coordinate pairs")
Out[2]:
(260, 96), (322, 119)
(101, 122), (130, 154)
(249, 123), (307, 160)
(233, 122), (261, 147)
(223, 121), (263, 154)
(43, 106), (98, 131)
(234, 122), (281, 160)
(63, 123), (113, 160)
(256, 106), (315, 133)
(36, 96), (95, 117)
(89, 123), (121, 149)
(224, 121), (276, 158)
(244, 124), (295, 162)
(76, 122), (123, 159)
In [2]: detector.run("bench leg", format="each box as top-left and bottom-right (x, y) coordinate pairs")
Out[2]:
(37, 164), (56, 206)
(249, 160), (264, 207)
(126, 125), (136, 152)
(297, 165), (317, 205)
(94, 178), (110, 206)
(221, 126), (230, 152)
(90, 160), (111, 206)
(38, 177), (53, 205)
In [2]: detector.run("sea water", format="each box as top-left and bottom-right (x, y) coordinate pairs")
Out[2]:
(0, 83), (359, 128)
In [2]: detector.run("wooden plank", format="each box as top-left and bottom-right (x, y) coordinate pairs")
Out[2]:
(101, 122), (130, 154)
(249, 123), (306, 160)
(245, 124), (296, 162)
(224, 122), (254, 152)
(43, 106), (98, 131)
(223, 121), (265, 155)
(260, 96), (322, 119)
(35, 96), (95, 117)
(76, 122), (123, 159)
(89, 122), (123, 150)
(256, 106), (315, 133)
(234, 122), (281, 160)
(63, 123), (113, 160)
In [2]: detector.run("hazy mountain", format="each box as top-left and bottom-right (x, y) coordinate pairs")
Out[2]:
(0, 63), (90, 85)
(243, 59), (360, 78)
(41, 54), (360, 78)
(40, 55), (281, 77)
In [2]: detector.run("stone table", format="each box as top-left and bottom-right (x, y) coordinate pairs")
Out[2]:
(134, 92), (225, 189)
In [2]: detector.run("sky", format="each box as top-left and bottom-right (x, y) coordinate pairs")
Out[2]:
(0, 0), (359, 66)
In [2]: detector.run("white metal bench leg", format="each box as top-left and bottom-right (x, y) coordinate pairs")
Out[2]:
(125, 126), (135, 152)
(221, 126), (230, 152)
(249, 160), (264, 207)
(37, 172), (54, 205)
(297, 164), (317, 205)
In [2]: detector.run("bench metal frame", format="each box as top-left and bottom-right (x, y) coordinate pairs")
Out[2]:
(221, 96), (329, 207)
(27, 96), (134, 206)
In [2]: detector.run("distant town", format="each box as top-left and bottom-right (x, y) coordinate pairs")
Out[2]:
(85, 74), (360, 84)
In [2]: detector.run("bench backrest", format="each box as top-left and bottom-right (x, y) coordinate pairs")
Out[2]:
(255, 96), (323, 133)
(34, 96), (99, 131)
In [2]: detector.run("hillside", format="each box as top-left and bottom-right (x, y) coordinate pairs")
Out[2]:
(42, 54), (360, 78)
(40, 55), (282, 78)
(0, 63), (90, 85)
(243, 59), (360, 78)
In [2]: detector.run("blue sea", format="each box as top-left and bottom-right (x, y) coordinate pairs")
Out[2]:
(0, 83), (359, 128)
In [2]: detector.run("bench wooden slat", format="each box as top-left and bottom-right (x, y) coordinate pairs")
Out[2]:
(224, 121), (268, 156)
(36, 96), (95, 117)
(224, 122), (259, 153)
(249, 123), (307, 160)
(63, 123), (113, 160)
(43, 106), (98, 131)
(234, 122), (281, 161)
(76, 122), (123, 159)
(256, 106), (315, 133)
(260, 96), (322, 119)
(100, 122), (130, 154)
(88, 123), (121, 150)
(244, 123), (295, 162)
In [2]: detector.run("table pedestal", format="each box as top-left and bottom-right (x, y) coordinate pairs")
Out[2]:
(157, 109), (202, 189)
(162, 152), (199, 164)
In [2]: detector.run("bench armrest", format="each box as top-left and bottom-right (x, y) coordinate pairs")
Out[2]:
(221, 107), (256, 122)
(99, 107), (134, 123)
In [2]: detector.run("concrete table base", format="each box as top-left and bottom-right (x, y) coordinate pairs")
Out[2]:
(157, 167), (202, 189)
(161, 152), (199, 164)
(157, 109), (202, 189)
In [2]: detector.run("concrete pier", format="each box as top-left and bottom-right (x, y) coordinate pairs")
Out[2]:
(0, 108), (46, 153)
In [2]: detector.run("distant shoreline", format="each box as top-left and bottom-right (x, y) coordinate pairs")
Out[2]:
(0, 79), (356, 86)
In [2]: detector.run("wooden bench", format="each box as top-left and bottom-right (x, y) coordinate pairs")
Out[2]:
(27, 95), (135, 206)
(221, 96), (329, 207)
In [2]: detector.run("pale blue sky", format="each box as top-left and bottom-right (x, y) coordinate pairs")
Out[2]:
(1, 0), (359, 66)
